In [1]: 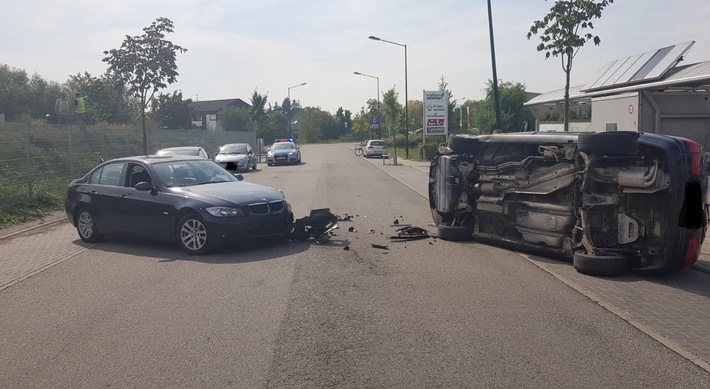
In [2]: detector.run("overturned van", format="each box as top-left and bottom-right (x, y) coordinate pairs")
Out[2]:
(429, 131), (708, 276)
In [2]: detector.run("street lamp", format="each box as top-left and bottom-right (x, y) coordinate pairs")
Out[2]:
(369, 35), (409, 159)
(353, 71), (380, 138)
(287, 82), (307, 135)
(456, 97), (467, 132)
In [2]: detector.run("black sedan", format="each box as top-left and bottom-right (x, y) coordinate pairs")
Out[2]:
(64, 155), (294, 254)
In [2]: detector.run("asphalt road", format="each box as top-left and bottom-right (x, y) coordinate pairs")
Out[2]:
(0, 143), (709, 388)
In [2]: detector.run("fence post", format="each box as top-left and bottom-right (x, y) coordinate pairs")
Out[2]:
(69, 127), (74, 177)
(25, 127), (33, 200)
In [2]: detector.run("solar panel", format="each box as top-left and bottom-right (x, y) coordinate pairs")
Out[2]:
(581, 41), (695, 92)
(643, 41), (694, 80)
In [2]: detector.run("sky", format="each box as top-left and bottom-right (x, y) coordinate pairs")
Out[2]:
(3, 0), (710, 115)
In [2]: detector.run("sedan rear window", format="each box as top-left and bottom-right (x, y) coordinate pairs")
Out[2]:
(370, 141), (385, 146)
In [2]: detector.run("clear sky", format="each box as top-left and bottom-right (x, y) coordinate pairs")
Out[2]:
(2, 0), (709, 114)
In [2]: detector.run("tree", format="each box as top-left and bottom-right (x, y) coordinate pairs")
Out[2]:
(381, 87), (401, 143)
(263, 110), (288, 141)
(298, 107), (337, 143)
(102, 17), (187, 154)
(470, 80), (535, 133)
(67, 72), (139, 124)
(151, 91), (193, 129)
(218, 107), (251, 132)
(332, 107), (353, 140)
(437, 75), (458, 134)
(249, 90), (268, 133)
(527, 0), (613, 131)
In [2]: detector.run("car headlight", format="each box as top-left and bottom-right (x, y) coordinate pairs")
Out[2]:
(206, 207), (246, 217)
(288, 151), (295, 155)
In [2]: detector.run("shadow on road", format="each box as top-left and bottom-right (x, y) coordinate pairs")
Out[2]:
(70, 235), (312, 264)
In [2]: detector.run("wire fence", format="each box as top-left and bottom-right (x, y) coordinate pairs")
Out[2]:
(0, 124), (257, 211)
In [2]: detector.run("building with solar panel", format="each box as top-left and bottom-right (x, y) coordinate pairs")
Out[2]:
(525, 41), (710, 149)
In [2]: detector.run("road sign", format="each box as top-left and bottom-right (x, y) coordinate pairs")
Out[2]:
(371, 117), (379, 129)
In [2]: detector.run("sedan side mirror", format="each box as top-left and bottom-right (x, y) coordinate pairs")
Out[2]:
(233, 173), (244, 181)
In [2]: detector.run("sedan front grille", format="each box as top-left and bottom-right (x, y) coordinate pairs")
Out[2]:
(249, 201), (285, 215)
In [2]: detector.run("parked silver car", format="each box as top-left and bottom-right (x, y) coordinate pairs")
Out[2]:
(363, 139), (387, 158)
(214, 143), (257, 171)
(156, 146), (209, 159)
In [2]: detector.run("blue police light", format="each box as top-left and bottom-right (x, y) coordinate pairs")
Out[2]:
(288, 136), (294, 142)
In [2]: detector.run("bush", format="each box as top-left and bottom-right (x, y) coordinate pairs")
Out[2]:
(419, 143), (440, 161)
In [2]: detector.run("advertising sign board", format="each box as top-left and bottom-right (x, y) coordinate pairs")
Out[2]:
(423, 90), (449, 136)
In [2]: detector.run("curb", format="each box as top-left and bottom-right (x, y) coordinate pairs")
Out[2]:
(0, 215), (67, 241)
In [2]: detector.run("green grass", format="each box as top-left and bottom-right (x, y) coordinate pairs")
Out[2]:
(0, 191), (64, 229)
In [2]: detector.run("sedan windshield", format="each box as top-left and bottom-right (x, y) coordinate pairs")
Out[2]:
(158, 149), (200, 156)
(153, 160), (239, 187)
(272, 143), (296, 150)
(220, 144), (249, 154)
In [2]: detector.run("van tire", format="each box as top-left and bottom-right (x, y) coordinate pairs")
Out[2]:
(449, 135), (480, 155)
(437, 223), (473, 241)
(577, 132), (638, 155)
(573, 251), (630, 277)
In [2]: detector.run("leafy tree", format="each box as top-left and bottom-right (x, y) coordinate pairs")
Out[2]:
(151, 91), (193, 129)
(0, 66), (67, 123)
(263, 110), (288, 141)
(407, 100), (423, 134)
(350, 107), (373, 141)
(102, 17), (187, 154)
(381, 87), (401, 142)
(471, 80), (536, 133)
(67, 72), (139, 124)
(249, 90), (268, 133)
(332, 107), (353, 140)
(218, 107), (251, 132)
(437, 76), (458, 134)
(527, 0), (614, 131)
(298, 107), (337, 143)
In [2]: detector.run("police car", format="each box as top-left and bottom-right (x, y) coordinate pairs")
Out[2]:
(267, 138), (301, 166)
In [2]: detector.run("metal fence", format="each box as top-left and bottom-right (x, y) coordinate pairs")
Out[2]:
(0, 124), (256, 211)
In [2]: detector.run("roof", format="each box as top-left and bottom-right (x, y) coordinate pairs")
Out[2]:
(188, 98), (250, 113)
(525, 60), (710, 106)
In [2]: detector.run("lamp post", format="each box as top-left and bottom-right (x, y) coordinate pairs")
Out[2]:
(487, 0), (502, 131)
(369, 35), (408, 159)
(456, 97), (467, 132)
(353, 71), (380, 138)
(287, 82), (307, 135)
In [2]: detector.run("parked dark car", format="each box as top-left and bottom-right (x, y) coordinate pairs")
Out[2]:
(214, 143), (257, 171)
(155, 146), (209, 159)
(429, 131), (708, 276)
(64, 155), (293, 254)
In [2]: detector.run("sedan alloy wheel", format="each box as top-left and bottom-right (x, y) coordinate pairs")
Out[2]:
(177, 214), (210, 254)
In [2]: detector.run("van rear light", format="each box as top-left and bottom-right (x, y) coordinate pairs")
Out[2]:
(682, 139), (703, 178)
(683, 234), (700, 268)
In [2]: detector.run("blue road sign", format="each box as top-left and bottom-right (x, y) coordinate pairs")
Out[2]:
(371, 117), (379, 129)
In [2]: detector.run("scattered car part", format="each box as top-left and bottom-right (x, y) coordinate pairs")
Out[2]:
(390, 226), (430, 241)
(371, 243), (389, 250)
(291, 209), (339, 242)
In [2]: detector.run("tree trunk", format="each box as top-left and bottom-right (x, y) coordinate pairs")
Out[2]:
(563, 52), (572, 132)
(141, 98), (148, 155)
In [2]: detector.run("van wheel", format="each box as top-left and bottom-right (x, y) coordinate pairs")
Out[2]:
(176, 213), (211, 255)
(449, 135), (480, 155)
(573, 251), (630, 277)
(437, 223), (473, 241)
(76, 208), (103, 243)
(577, 132), (638, 155)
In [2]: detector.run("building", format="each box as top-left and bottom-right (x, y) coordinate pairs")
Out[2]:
(525, 41), (710, 148)
(188, 98), (250, 131)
